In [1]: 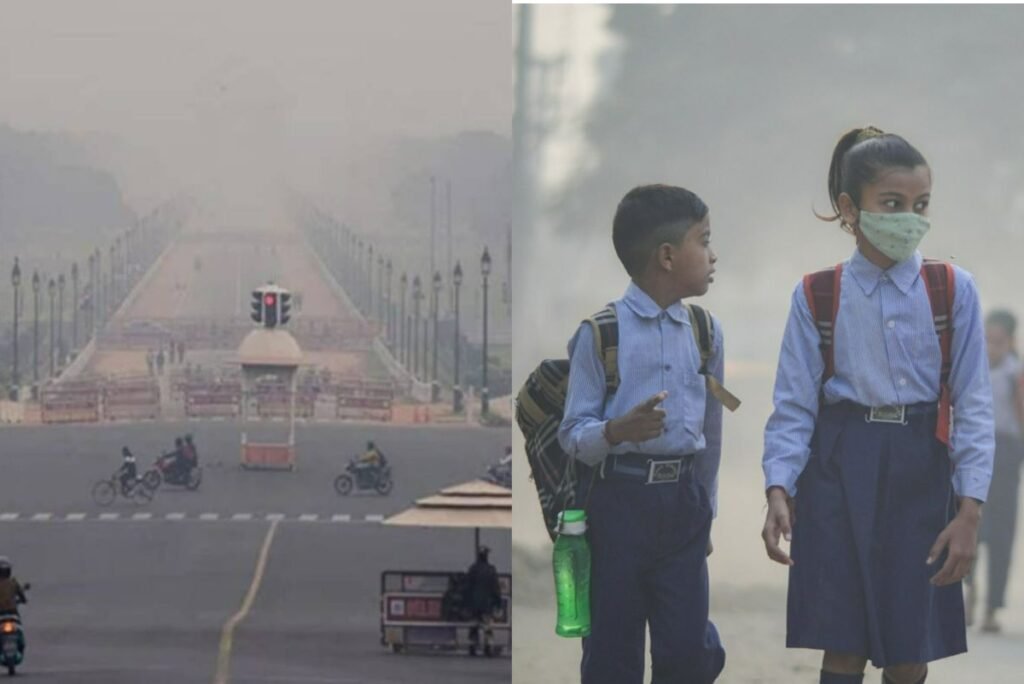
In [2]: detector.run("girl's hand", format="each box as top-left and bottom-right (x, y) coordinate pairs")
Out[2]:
(762, 486), (796, 566)
(927, 498), (981, 586)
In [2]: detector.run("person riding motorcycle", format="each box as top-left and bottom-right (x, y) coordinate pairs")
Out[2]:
(162, 437), (188, 481)
(354, 441), (386, 484)
(0, 557), (28, 619)
(183, 434), (198, 469)
(117, 447), (139, 493)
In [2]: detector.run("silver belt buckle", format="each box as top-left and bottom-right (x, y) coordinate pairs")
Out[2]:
(866, 405), (907, 425)
(646, 459), (682, 484)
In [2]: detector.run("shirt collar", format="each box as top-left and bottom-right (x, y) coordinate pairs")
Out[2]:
(847, 248), (922, 296)
(621, 281), (689, 324)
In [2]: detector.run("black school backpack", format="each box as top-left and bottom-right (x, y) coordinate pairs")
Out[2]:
(515, 303), (740, 542)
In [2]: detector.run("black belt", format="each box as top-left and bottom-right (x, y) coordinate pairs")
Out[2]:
(831, 400), (937, 425)
(600, 453), (695, 484)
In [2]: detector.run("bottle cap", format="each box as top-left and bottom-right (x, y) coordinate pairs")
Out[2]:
(557, 509), (587, 535)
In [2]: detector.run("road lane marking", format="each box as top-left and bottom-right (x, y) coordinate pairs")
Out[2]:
(98, 513), (119, 521)
(200, 513), (220, 521)
(232, 513), (253, 521)
(66, 513), (87, 521)
(31, 513), (52, 521)
(331, 514), (351, 523)
(132, 513), (153, 521)
(166, 512), (186, 520)
(298, 514), (318, 522)
(214, 519), (279, 684)
(0, 513), (19, 521)
(265, 513), (285, 521)
(365, 514), (384, 523)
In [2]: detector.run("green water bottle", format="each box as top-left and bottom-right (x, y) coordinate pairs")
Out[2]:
(553, 509), (591, 637)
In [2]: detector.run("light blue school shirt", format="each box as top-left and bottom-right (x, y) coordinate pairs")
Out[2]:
(763, 249), (994, 502)
(558, 281), (725, 517)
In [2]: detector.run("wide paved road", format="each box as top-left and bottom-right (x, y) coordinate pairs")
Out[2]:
(1, 421), (510, 683)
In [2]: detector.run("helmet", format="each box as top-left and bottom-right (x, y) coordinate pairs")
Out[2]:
(504, 446), (512, 455)
(477, 545), (491, 562)
(122, 446), (132, 458)
(175, 437), (184, 447)
(367, 441), (375, 450)
(185, 434), (194, 444)
(0, 556), (11, 579)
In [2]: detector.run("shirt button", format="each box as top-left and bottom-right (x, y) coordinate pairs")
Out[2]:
(664, 364), (672, 371)
(887, 320), (895, 329)
(899, 378), (907, 386)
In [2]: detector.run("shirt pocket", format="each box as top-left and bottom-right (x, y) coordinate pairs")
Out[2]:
(678, 371), (707, 441)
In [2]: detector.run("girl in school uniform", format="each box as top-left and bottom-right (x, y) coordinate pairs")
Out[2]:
(965, 309), (1024, 632)
(760, 127), (995, 684)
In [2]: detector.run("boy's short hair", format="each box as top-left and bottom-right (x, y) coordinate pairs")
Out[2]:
(612, 184), (709, 277)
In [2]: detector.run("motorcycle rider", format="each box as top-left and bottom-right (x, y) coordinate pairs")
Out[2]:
(163, 437), (188, 481)
(117, 447), (139, 493)
(0, 557), (28, 619)
(183, 434), (198, 470)
(466, 546), (502, 656)
(354, 440), (385, 484)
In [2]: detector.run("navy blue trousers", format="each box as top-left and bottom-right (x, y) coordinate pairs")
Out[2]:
(787, 403), (966, 667)
(581, 469), (725, 684)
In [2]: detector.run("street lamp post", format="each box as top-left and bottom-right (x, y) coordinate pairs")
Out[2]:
(412, 276), (423, 379)
(94, 248), (102, 328)
(71, 262), (79, 351)
(58, 273), (65, 369)
(480, 247), (492, 415)
(452, 261), (463, 413)
(368, 244), (374, 318)
(385, 259), (393, 348)
(11, 258), (21, 397)
(32, 271), (40, 387)
(431, 271), (441, 388)
(48, 278), (56, 377)
(399, 273), (408, 365)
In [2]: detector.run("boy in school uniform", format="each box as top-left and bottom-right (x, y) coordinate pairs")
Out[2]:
(558, 184), (727, 684)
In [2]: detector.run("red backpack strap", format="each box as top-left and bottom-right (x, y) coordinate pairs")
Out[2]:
(802, 264), (843, 382)
(921, 260), (956, 446)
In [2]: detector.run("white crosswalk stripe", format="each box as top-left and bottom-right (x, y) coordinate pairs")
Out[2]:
(0, 511), (367, 523)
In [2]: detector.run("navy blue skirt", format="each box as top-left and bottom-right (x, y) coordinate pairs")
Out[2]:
(787, 402), (966, 667)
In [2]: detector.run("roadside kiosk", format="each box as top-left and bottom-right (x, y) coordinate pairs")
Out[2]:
(381, 480), (512, 655)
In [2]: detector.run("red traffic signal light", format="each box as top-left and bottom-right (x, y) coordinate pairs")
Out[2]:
(264, 293), (277, 306)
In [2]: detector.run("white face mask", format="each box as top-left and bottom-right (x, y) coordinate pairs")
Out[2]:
(857, 210), (930, 263)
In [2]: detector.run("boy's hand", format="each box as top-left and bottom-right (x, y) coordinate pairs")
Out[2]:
(762, 486), (795, 566)
(928, 497), (981, 586)
(605, 391), (667, 445)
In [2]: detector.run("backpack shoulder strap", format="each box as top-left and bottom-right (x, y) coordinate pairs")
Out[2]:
(684, 303), (741, 412)
(802, 264), (843, 381)
(921, 259), (956, 446)
(586, 304), (619, 395)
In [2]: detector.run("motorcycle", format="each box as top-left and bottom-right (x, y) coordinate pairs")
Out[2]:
(142, 453), (201, 491)
(334, 458), (393, 496)
(0, 583), (30, 676)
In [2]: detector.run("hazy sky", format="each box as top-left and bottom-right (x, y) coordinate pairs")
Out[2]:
(0, 0), (509, 136)
(0, 0), (511, 205)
